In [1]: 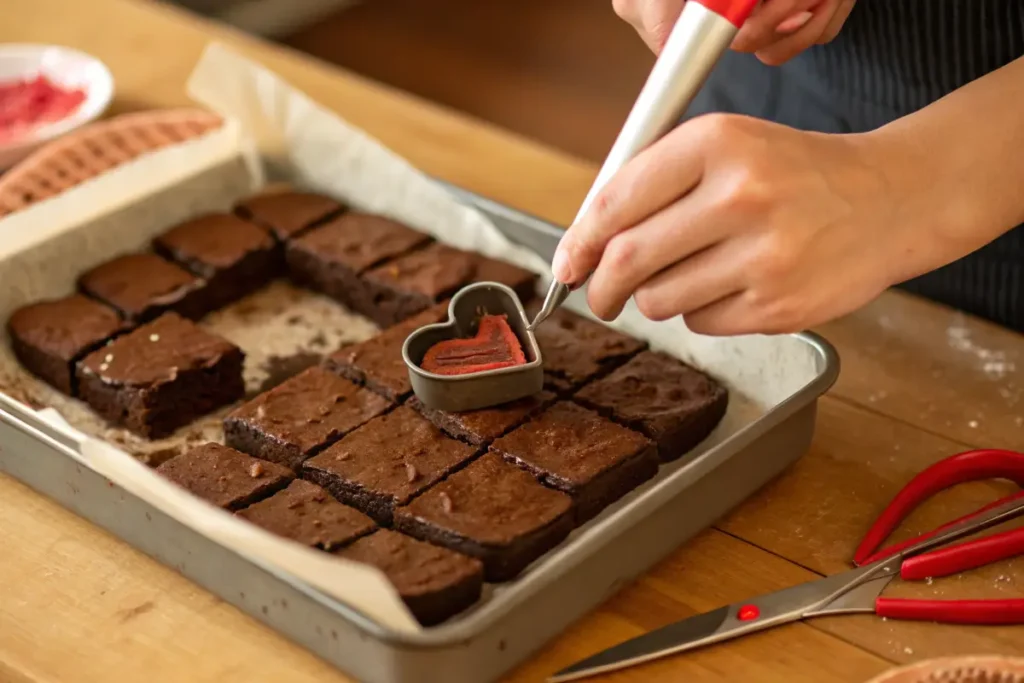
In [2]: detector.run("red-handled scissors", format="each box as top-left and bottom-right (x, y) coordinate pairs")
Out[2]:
(551, 449), (1024, 682)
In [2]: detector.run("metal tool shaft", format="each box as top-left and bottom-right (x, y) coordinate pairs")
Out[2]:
(528, 1), (740, 330)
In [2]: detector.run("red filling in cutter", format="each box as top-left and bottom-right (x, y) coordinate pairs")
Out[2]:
(420, 314), (526, 376)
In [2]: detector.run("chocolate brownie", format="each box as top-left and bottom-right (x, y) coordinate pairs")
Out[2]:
(471, 255), (538, 303)
(408, 391), (556, 446)
(302, 406), (479, 525)
(394, 453), (573, 581)
(78, 253), (208, 322)
(7, 294), (129, 395)
(234, 191), (343, 241)
(237, 479), (376, 550)
(490, 402), (657, 523)
(325, 303), (449, 402)
(335, 529), (483, 626)
(153, 212), (277, 310)
(156, 442), (292, 510)
(76, 313), (245, 438)
(527, 305), (647, 393)
(223, 366), (391, 470)
(356, 243), (476, 327)
(285, 212), (431, 306)
(574, 350), (728, 462)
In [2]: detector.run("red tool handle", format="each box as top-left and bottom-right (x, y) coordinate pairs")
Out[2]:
(902, 525), (1024, 580)
(854, 449), (1024, 566)
(876, 597), (1024, 624)
(692, 0), (760, 26)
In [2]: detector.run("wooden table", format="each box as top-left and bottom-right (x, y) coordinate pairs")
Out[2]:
(3, 1), (1024, 681)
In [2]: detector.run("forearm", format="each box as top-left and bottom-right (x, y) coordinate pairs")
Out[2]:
(867, 56), (1024, 253)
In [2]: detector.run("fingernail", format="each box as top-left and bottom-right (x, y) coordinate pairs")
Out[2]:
(552, 249), (573, 284)
(776, 11), (812, 33)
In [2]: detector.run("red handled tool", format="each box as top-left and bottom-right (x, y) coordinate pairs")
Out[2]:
(551, 449), (1024, 681)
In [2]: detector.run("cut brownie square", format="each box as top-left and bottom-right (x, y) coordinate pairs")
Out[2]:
(78, 253), (209, 322)
(470, 255), (538, 304)
(394, 453), (573, 581)
(76, 313), (245, 438)
(286, 212), (431, 306)
(236, 479), (376, 550)
(7, 294), (129, 395)
(234, 191), (343, 241)
(335, 529), (483, 626)
(490, 402), (657, 524)
(156, 442), (293, 510)
(223, 366), (391, 470)
(574, 350), (728, 462)
(325, 303), (449, 402)
(527, 305), (647, 393)
(153, 212), (277, 310)
(408, 391), (556, 447)
(302, 406), (479, 525)
(357, 243), (476, 327)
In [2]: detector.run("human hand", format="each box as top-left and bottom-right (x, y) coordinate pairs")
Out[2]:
(613, 0), (857, 65)
(552, 114), (960, 336)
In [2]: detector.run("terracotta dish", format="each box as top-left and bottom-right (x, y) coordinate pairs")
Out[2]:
(0, 108), (223, 218)
(868, 657), (1024, 683)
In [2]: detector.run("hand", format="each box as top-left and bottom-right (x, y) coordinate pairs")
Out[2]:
(612, 0), (857, 65)
(552, 114), (960, 336)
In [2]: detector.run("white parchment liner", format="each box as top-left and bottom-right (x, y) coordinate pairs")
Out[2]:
(0, 43), (822, 635)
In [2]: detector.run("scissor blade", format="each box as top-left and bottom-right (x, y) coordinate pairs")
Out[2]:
(549, 567), (876, 683)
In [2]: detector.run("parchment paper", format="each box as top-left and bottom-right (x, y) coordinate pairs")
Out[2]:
(0, 43), (823, 635)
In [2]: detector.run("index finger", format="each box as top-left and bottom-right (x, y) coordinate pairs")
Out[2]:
(555, 120), (707, 285)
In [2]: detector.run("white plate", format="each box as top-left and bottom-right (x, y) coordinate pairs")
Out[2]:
(0, 44), (114, 170)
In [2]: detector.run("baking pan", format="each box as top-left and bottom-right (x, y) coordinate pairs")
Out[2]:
(0, 181), (839, 683)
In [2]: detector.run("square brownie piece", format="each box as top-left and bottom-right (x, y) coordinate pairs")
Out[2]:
(156, 443), (293, 510)
(234, 191), (343, 241)
(394, 453), (573, 581)
(223, 366), (391, 470)
(408, 391), (556, 447)
(236, 479), (376, 550)
(78, 253), (209, 322)
(527, 306), (647, 393)
(356, 243), (476, 327)
(325, 303), (449, 402)
(7, 294), (129, 395)
(76, 313), (246, 438)
(302, 406), (479, 525)
(575, 350), (728, 462)
(286, 212), (431, 306)
(335, 529), (483, 626)
(153, 212), (277, 310)
(490, 402), (657, 524)
(470, 255), (538, 304)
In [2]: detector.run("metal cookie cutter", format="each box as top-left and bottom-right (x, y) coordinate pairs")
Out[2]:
(402, 281), (543, 412)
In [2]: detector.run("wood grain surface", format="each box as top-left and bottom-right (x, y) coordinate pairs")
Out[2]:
(2, 1), (1023, 681)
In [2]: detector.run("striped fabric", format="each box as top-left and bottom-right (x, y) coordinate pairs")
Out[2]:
(684, 0), (1024, 329)
(805, 1), (1024, 329)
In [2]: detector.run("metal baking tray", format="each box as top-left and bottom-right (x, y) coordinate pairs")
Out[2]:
(0, 183), (839, 683)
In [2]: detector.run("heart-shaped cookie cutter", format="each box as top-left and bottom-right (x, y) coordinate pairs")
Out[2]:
(402, 281), (543, 412)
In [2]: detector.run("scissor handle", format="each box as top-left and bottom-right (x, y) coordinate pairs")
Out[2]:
(876, 597), (1024, 625)
(901, 524), (1024, 580)
(854, 449), (1024, 566)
